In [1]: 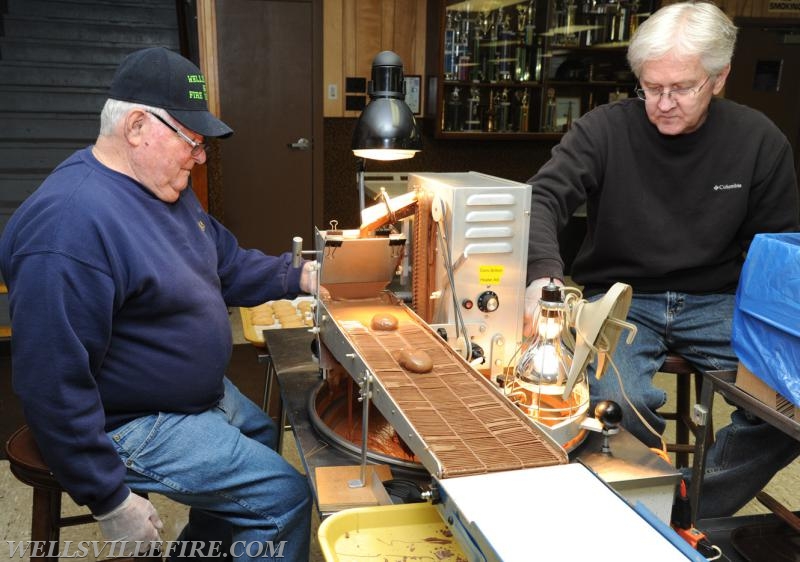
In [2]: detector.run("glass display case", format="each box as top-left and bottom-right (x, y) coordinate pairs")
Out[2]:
(434, 0), (657, 139)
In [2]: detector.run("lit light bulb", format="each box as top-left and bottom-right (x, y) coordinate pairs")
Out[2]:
(515, 280), (571, 386)
(528, 342), (561, 383)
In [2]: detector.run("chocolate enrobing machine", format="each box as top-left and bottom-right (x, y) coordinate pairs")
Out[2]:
(312, 173), (568, 480)
(292, 172), (687, 562)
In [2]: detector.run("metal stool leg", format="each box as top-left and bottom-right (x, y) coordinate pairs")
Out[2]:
(689, 378), (716, 524)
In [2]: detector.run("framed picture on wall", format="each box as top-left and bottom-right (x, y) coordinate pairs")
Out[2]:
(555, 97), (580, 130)
(404, 75), (422, 116)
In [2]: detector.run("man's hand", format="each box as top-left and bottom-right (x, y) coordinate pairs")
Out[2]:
(523, 277), (564, 338)
(94, 491), (163, 554)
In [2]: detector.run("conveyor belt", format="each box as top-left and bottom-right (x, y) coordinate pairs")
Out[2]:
(320, 298), (568, 478)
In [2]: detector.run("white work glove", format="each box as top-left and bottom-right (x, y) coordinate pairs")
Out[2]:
(523, 277), (564, 338)
(94, 491), (163, 555)
(299, 260), (319, 295)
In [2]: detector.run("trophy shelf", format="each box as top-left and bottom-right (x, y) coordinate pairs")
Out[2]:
(432, 0), (657, 140)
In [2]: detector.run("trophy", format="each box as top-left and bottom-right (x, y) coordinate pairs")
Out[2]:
(496, 9), (514, 82)
(464, 85), (482, 131)
(445, 87), (462, 132)
(485, 89), (497, 132)
(517, 90), (530, 132)
(543, 87), (557, 132)
(496, 89), (510, 132)
(444, 12), (457, 80)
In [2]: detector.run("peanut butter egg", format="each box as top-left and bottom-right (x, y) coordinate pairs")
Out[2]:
(371, 313), (399, 331)
(397, 349), (433, 373)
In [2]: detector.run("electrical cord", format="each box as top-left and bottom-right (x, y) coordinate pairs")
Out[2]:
(434, 206), (472, 361)
(585, 333), (668, 454)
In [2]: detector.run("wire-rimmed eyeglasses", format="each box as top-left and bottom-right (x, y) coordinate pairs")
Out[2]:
(146, 110), (207, 156)
(635, 75), (712, 103)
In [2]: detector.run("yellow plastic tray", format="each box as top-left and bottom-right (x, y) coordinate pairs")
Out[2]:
(318, 502), (467, 562)
(238, 297), (314, 346)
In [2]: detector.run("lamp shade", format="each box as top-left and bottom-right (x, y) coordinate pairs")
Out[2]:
(352, 51), (421, 161)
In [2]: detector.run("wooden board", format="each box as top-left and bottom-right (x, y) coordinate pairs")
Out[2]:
(315, 464), (393, 512)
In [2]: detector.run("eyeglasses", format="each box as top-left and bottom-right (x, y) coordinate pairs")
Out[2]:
(146, 110), (207, 156)
(635, 75), (712, 103)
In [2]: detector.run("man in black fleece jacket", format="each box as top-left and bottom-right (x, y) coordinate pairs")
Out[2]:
(525, 1), (799, 519)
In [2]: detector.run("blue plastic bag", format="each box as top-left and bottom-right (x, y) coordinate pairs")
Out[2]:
(732, 233), (800, 407)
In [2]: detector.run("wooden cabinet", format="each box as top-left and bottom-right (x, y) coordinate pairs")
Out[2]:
(431, 0), (656, 139)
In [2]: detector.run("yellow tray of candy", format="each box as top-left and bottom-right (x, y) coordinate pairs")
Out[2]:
(239, 297), (314, 346)
(317, 502), (467, 562)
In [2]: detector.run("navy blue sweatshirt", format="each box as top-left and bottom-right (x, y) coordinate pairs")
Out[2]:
(527, 97), (799, 295)
(0, 147), (304, 514)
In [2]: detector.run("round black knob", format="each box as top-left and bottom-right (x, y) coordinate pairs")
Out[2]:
(436, 327), (449, 342)
(476, 290), (499, 313)
(594, 400), (622, 430)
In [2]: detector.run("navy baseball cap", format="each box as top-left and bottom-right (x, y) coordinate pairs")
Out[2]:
(109, 47), (233, 138)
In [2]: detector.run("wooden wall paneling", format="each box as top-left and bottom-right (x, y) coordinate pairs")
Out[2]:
(342, 0), (379, 116)
(413, 0), (428, 76)
(324, 0), (428, 117)
(382, 0), (396, 54)
(191, 0), (221, 210)
(350, 0), (382, 77)
(324, 0), (344, 117)
(390, 0), (415, 74)
(343, 0), (357, 80)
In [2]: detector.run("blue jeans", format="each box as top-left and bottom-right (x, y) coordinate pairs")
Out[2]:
(107, 378), (311, 561)
(589, 292), (800, 519)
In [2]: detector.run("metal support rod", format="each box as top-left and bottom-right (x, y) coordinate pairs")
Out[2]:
(291, 236), (303, 268)
(349, 372), (372, 488)
(357, 158), (366, 212)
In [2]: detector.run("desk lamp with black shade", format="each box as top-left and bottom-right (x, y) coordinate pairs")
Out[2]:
(352, 51), (422, 213)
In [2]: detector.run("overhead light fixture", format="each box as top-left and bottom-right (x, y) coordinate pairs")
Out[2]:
(352, 51), (422, 210)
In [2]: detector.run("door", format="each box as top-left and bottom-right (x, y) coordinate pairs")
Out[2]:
(726, 19), (800, 180)
(215, 0), (323, 256)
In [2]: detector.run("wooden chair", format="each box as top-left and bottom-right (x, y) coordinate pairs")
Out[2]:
(0, 282), (10, 340)
(5, 425), (160, 562)
(659, 352), (704, 468)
